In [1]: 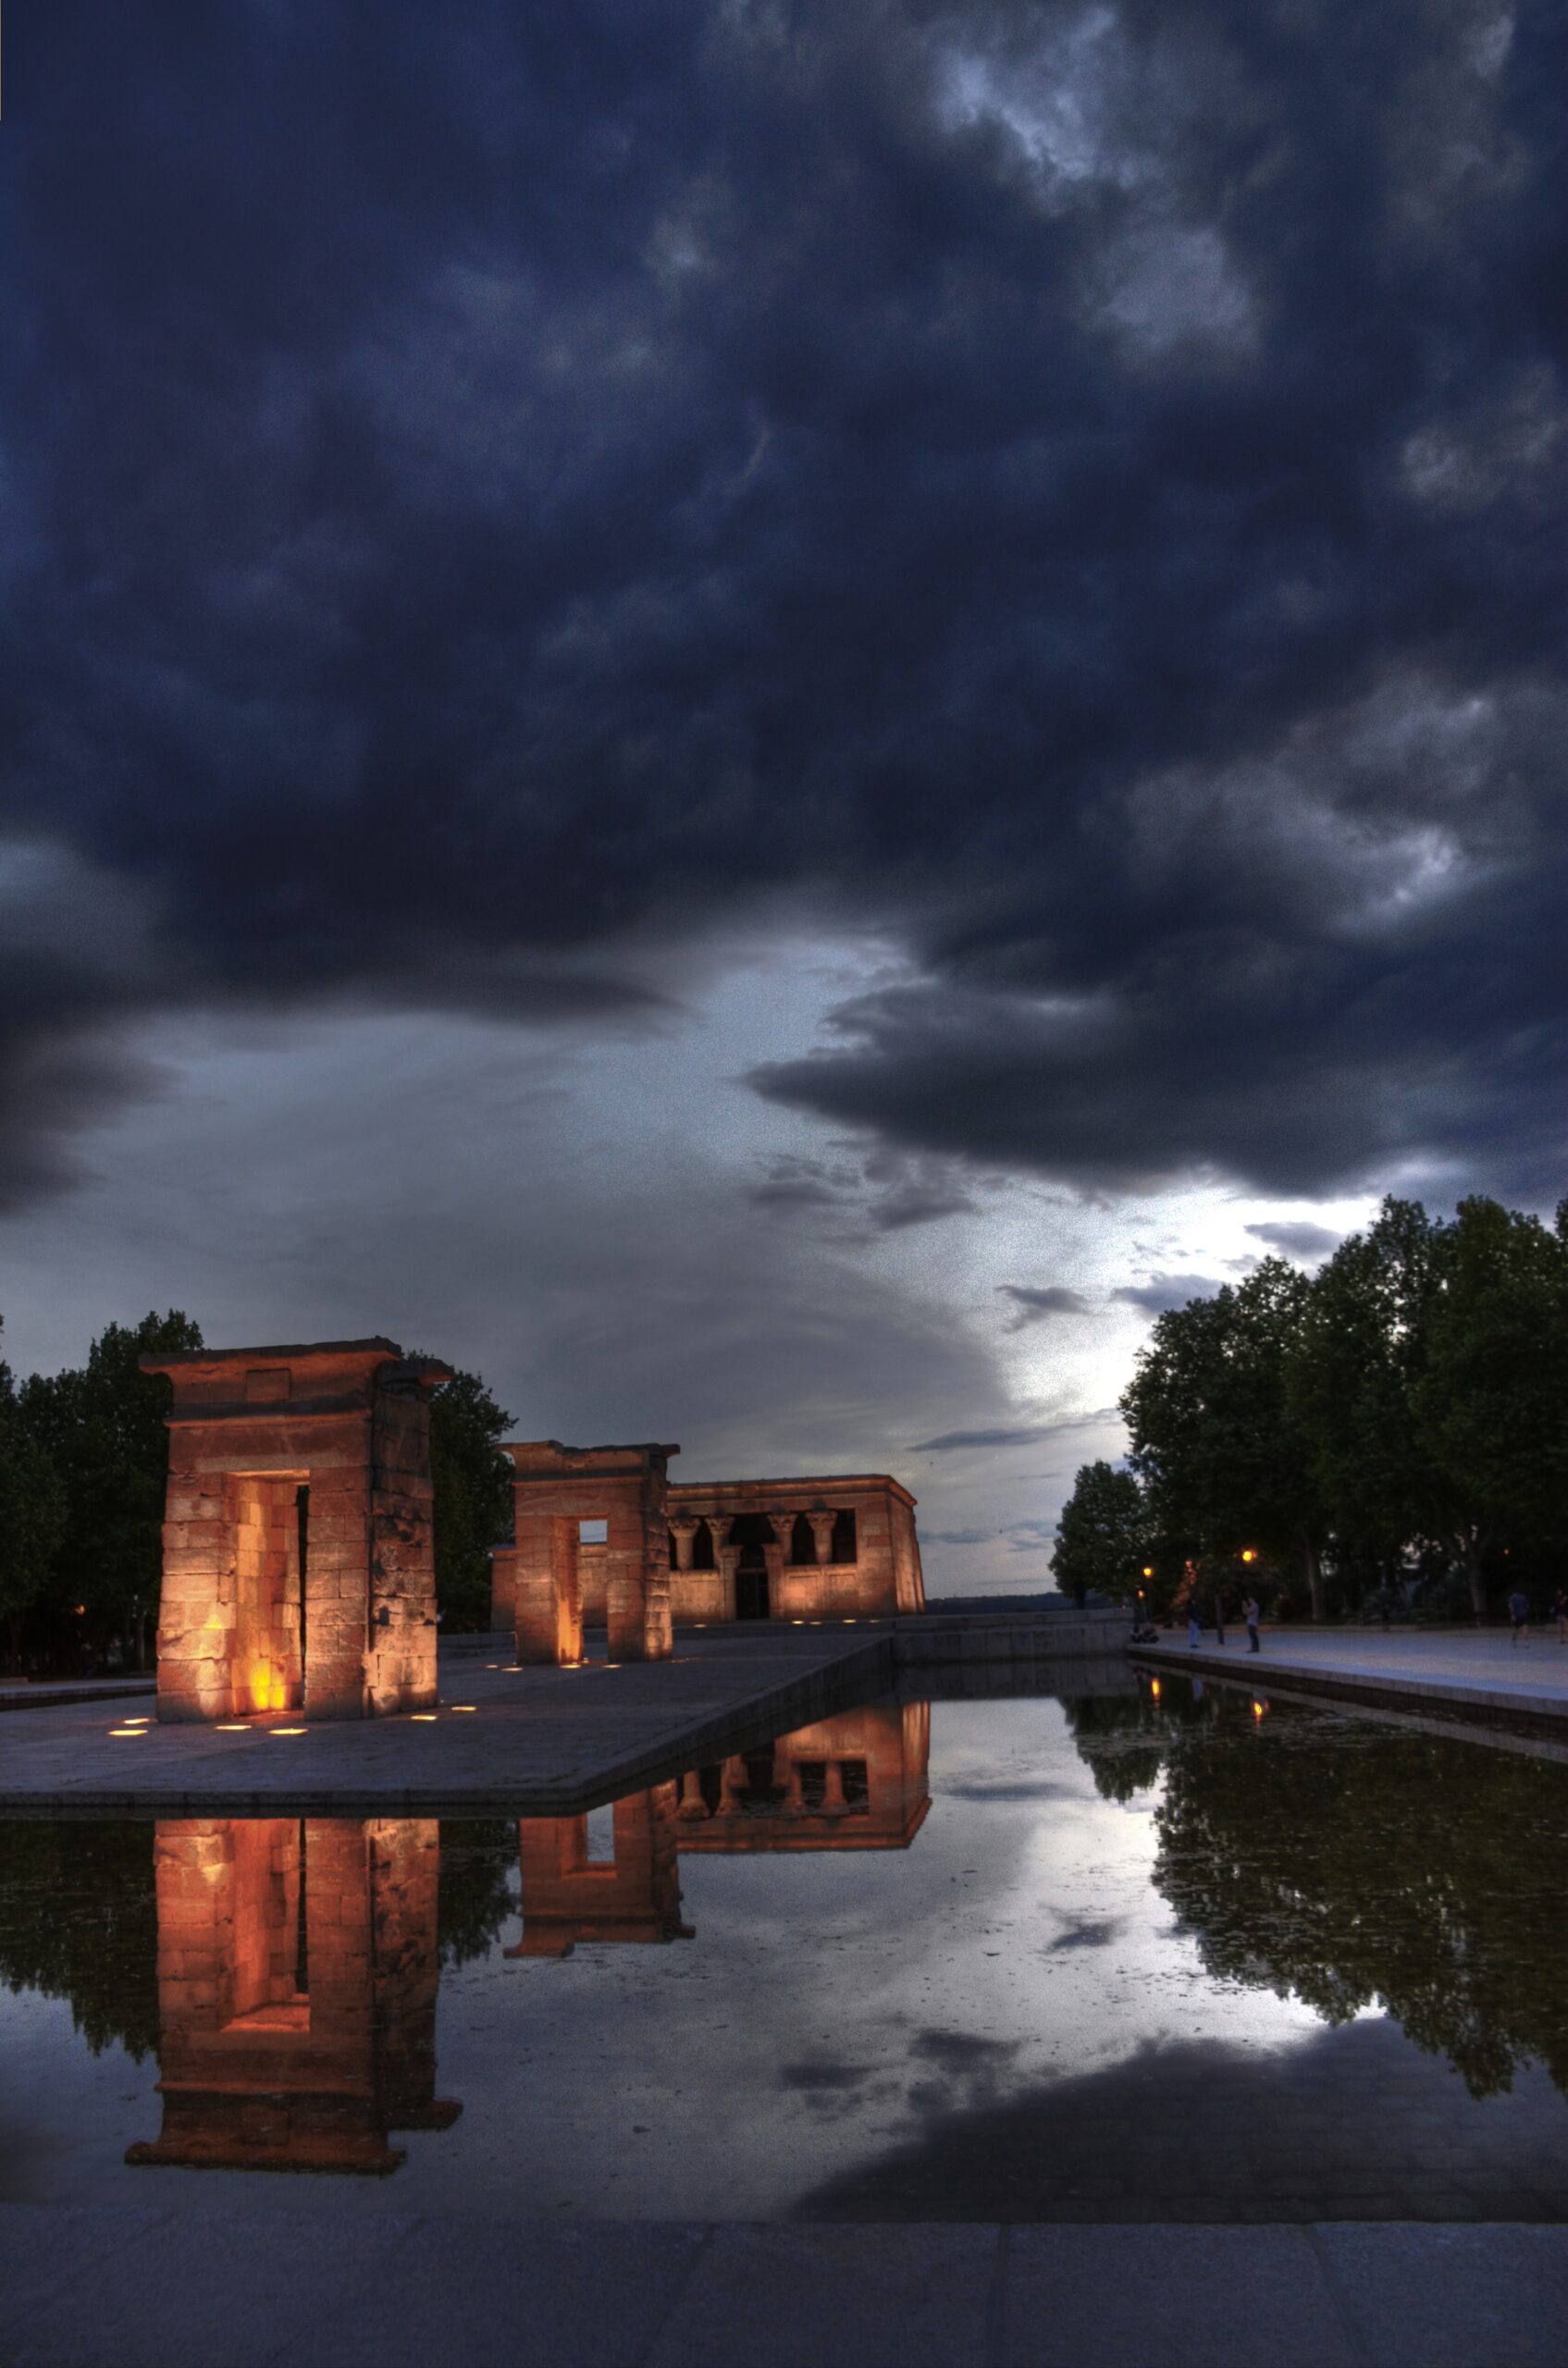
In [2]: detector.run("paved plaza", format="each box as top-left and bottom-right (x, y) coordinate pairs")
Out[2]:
(1134, 1623), (1568, 1724)
(0, 1627), (889, 1816)
(1, 2203), (1564, 2367)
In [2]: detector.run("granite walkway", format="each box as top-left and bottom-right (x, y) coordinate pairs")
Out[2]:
(0, 2203), (1562, 2366)
(0, 1628), (889, 1817)
(1131, 1626), (1568, 1727)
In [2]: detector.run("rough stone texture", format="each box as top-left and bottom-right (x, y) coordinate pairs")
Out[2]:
(494, 1441), (926, 1652)
(673, 1699), (930, 1851)
(504, 1439), (679, 1667)
(142, 1338), (451, 1723)
(126, 1815), (456, 2176)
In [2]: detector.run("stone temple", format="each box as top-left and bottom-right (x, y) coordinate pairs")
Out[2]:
(489, 1438), (926, 1664)
(142, 1338), (451, 1722)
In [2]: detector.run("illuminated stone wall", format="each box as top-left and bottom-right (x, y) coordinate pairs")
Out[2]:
(492, 1443), (924, 1650)
(503, 1439), (677, 1665)
(142, 1338), (451, 1721)
(127, 1816), (458, 2176)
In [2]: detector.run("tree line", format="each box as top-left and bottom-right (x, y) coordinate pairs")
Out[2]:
(1052, 1194), (1568, 1622)
(0, 1311), (513, 1673)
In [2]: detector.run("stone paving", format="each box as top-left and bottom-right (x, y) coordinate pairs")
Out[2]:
(1133, 1624), (1568, 1724)
(0, 1627), (890, 1816)
(1, 2203), (1565, 2366)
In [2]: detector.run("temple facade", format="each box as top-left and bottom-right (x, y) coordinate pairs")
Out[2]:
(142, 1338), (451, 1721)
(491, 1440), (924, 1660)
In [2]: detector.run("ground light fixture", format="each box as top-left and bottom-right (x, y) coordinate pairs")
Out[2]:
(1151, 1678), (1162, 1699)
(108, 1727), (147, 1737)
(411, 1712), (438, 1721)
(269, 1727), (308, 1736)
(215, 1722), (251, 1731)
(450, 1704), (477, 1712)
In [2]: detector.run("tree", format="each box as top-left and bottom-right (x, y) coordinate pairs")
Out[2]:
(20, 1311), (203, 1662)
(0, 1329), (68, 1673)
(1415, 1197), (1568, 1589)
(1121, 1261), (1327, 1615)
(1053, 1461), (1150, 1609)
(426, 1365), (513, 1630)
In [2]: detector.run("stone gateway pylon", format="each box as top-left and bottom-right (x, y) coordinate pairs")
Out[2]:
(141, 1338), (451, 1722)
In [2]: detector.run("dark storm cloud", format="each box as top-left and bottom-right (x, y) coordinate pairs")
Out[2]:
(1113, 1272), (1226, 1313)
(910, 1408), (1115, 1451)
(997, 1283), (1093, 1326)
(1246, 1219), (1343, 1260)
(745, 1149), (979, 1232)
(2, 0), (1564, 1206)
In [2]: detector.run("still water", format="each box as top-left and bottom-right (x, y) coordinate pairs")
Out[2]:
(4, 1677), (1568, 2222)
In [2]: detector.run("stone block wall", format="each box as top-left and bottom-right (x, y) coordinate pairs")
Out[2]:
(142, 1339), (449, 1722)
(505, 1440), (677, 1666)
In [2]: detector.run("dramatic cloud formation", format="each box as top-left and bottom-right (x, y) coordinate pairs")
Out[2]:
(997, 1283), (1093, 1326)
(1245, 1219), (1343, 1262)
(1113, 1273), (1228, 1314)
(0, 0), (1562, 1218)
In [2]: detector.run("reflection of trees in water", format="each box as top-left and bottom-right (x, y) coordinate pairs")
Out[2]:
(436, 1819), (518, 1967)
(0, 1821), (158, 2058)
(1063, 1683), (1568, 2101)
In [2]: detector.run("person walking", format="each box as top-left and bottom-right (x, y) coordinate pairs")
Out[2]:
(1244, 1595), (1261, 1654)
(1509, 1585), (1530, 1646)
(1187, 1605), (1202, 1650)
(1213, 1593), (1227, 1647)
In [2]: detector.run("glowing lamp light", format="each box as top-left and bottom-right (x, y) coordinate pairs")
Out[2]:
(451, 1704), (477, 1713)
(1253, 1699), (1267, 1720)
(269, 1726), (308, 1735)
(1142, 1566), (1154, 1579)
(74, 1605), (86, 1617)
(108, 1727), (147, 1737)
(1241, 1548), (1258, 1564)
(487, 1663), (500, 1670)
(412, 1712), (438, 1721)
(215, 1722), (251, 1732)
(1150, 1678), (1162, 1700)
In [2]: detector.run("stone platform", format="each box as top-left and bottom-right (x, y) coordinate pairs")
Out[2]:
(0, 1628), (890, 1817)
(1, 2204), (1564, 2367)
(1133, 1626), (1568, 1735)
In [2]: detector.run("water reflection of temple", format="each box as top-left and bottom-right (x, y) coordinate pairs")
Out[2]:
(675, 1703), (931, 1853)
(127, 1818), (459, 2177)
(511, 1706), (932, 1958)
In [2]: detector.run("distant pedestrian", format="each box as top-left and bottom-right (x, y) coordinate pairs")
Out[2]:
(1509, 1586), (1530, 1646)
(1554, 1588), (1568, 1646)
(1214, 1594), (1227, 1646)
(1244, 1596), (1261, 1654)
(1187, 1607), (1202, 1650)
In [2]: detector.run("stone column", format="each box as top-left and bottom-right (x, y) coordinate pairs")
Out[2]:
(677, 1769), (709, 1820)
(821, 1761), (847, 1815)
(668, 1517), (700, 1571)
(807, 1511), (836, 1567)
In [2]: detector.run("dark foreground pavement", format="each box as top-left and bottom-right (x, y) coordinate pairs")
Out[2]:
(1, 2205), (1564, 2367)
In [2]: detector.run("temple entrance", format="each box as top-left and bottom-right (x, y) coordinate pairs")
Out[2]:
(228, 1474), (306, 1714)
(730, 1513), (774, 1619)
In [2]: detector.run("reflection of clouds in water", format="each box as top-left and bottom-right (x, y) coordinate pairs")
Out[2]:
(1048, 1918), (1124, 1953)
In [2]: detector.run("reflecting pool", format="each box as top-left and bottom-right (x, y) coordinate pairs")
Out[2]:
(5, 1679), (1568, 2220)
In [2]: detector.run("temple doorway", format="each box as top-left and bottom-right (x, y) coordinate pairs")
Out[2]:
(730, 1513), (774, 1619)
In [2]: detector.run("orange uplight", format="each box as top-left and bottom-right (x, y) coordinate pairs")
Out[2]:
(1150, 1678), (1162, 1700)
(1241, 1548), (1257, 1564)
(1142, 1566), (1154, 1579)
(270, 1726), (308, 1736)
(215, 1722), (251, 1732)
(248, 1663), (289, 1713)
(74, 1605), (86, 1617)
(451, 1704), (477, 1712)
(1253, 1699), (1267, 1720)
(108, 1726), (147, 1737)
(412, 1712), (438, 1721)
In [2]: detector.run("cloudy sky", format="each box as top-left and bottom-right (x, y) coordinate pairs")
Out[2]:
(1, 1), (1562, 1591)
